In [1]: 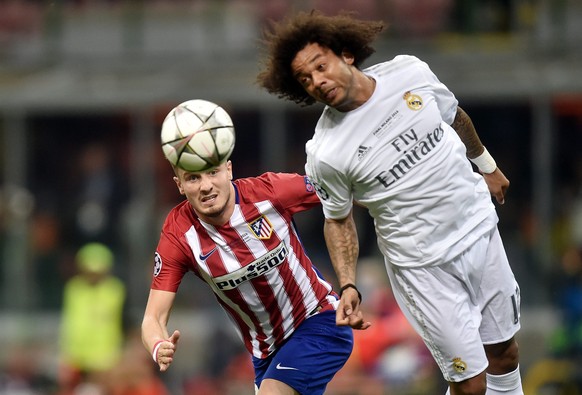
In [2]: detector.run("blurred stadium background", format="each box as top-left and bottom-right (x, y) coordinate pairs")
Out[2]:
(0, 0), (581, 394)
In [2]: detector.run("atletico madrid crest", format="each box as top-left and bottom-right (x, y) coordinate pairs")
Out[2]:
(248, 215), (273, 239)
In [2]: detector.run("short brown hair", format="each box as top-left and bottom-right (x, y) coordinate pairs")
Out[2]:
(256, 11), (384, 106)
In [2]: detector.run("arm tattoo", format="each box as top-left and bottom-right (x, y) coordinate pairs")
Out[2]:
(451, 107), (484, 159)
(324, 216), (359, 286)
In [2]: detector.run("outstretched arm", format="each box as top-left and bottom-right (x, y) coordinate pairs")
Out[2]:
(141, 289), (181, 372)
(324, 212), (371, 330)
(452, 106), (510, 204)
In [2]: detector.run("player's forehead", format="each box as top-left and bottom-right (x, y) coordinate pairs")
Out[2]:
(291, 42), (334, 76)
(178, 162), (229, 177)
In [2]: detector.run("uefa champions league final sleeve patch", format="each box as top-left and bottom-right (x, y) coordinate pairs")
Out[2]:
(304, 176), (315, 192)
(153, 252), (162, 277)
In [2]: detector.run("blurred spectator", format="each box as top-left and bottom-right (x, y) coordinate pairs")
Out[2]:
(182, 350), (256, 395)
(549, 245), (582, 358)
(58, 243), (126, 395)
(31, 211), (65, 310)
(0, 0), (42, 44)
(450, 0), (514, 33)
(257, 0), (291, 23)
(106, 329), (169, 395)
(0, 342), (56, 395)
(387, 0), (454, 37)
(312, 0), (380, 21)
(67, 142), (127, 250)
(572, 190), (582, 248)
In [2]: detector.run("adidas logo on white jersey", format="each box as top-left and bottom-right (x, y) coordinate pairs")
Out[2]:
(357, 145), (371, 160)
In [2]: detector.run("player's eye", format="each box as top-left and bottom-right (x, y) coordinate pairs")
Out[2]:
(299, 77), (311, 87)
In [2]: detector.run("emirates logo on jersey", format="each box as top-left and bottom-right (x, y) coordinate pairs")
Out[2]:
(248, 215), (273, 239)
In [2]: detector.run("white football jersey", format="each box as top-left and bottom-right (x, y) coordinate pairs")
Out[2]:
(305, 55), (496, 267)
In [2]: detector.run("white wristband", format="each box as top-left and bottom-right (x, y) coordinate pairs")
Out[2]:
(469, 147), (497, 174)
(152, 340), (164, 362)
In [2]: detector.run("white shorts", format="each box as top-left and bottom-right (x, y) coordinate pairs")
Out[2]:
(384, 225), (521, 382)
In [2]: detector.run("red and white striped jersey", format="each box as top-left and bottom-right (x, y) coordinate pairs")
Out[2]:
(151, 172), (337, 359)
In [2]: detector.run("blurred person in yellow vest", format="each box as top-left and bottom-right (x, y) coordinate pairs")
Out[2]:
(58, 242), (126, 394)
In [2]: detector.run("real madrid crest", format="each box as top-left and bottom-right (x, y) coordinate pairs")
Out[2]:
(404, 91), (423, 111)
(452, 357), (467, 373)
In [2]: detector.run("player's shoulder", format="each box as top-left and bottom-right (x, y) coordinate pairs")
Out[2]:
(162, 200), (195, 233)
(235, 173), (302, 191)
(167, 200), (191, 216)
(235, 173), (309, 201)
(365, 55), (427, 77)
(234, 173), (281, 198)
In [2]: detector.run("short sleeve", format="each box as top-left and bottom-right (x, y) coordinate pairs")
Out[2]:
(237, 172), (320, 216)
(305, 152), (353, 220)
(416, 60), (458, 125)
(151, 215), (190, 292)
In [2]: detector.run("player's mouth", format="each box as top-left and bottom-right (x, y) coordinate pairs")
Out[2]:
(322, 87), (337, 102)
(201, 194), (218, 204)
(321, 87), (338, 105)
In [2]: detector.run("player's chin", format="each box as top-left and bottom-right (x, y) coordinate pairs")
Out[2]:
(198, 203), (224, 216)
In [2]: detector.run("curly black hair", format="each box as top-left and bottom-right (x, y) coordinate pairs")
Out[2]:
(256, 10), (385, 106)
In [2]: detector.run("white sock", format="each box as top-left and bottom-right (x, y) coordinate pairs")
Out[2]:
(486, 366), (523, 394)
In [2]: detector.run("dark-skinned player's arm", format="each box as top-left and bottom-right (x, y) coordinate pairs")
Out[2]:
(324, 210), (371, 330)
(452, 106), (510, 205)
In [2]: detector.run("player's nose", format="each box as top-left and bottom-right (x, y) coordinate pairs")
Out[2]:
(199, 175), (213, 190)
(313, 73), (326, 88)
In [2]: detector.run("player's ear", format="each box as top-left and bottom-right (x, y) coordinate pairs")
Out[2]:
(173, 176), (185, 195)
(226, 160), (233, 180)
(341, 49), (354, 65)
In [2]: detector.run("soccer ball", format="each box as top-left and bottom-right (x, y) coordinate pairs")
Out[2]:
(161, 99), (236, 172)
